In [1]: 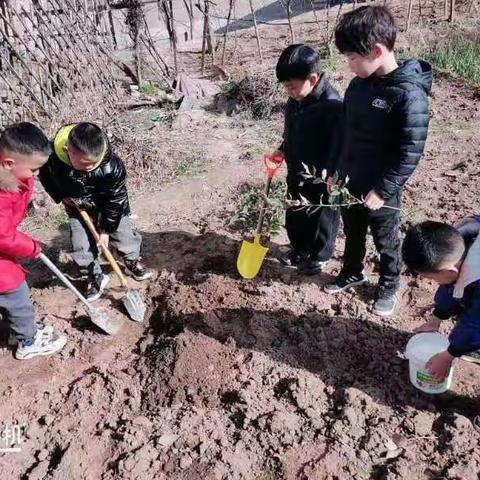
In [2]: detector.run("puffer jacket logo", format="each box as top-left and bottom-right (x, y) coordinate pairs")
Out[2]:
(372, 97), (389, 110)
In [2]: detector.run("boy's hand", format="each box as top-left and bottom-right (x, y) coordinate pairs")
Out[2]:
(425, 351), (454, 382)
(98, 233), (109, 249)
(364, 190), (385, 210)
(414, 318), (441, 334)
(271, 149), (284, 160)
(326, 176), (335, 193)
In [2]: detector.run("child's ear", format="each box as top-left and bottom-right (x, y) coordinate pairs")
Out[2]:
(373, 44), (383, 59)
(309, 73), (319, 86)
(0, 157), (15, 170)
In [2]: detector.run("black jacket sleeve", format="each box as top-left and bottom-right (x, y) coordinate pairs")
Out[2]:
(99, 155), (129, 233)
(325, 99), (344, 176)
(39, 159), (65, 204)
(374, 89), (429, 199)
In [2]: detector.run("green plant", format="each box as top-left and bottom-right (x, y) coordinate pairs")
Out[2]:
(230, 181), (287, 236)
(424, 37), (480, 86)
(175, 158), (195, 176)
(139, 83), (159, 95)
(56, 211), (70, 231)
(286, 164), (400, 212)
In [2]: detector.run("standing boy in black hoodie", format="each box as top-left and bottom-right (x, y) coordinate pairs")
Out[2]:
(325, 6), (433, 316)
(274, 44), (343, 275)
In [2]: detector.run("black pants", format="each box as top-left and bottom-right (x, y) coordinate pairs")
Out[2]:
(286, 181), (340, 261)
(341, 203), (401, 289)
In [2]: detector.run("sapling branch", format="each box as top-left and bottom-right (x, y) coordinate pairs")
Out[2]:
(285, 164), (401, 212)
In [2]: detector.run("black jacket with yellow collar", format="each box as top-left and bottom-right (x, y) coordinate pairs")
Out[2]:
(39, 124), (130, 234)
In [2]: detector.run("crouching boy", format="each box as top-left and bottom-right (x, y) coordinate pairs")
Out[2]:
(402, 217), (480, 429)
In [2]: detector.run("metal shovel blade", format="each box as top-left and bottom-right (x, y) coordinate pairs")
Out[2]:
(88, 306), (124, 335)
(122, 289), (146, 322)
(237, 234), (269, 280)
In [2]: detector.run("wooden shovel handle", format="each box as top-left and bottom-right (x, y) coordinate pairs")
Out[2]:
(78, 210), (129, 288)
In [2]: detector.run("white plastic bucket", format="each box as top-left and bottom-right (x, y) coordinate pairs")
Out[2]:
(405, 332), (454, 394)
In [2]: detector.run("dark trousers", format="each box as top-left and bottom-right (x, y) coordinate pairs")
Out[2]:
(286, 205), (340, 262)
(341, 203), (401, 289)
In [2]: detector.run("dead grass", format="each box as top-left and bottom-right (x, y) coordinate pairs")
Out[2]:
(224, 69), (285, 120)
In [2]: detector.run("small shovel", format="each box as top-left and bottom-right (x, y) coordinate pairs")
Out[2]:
(77, 210), (147, 323)
(39, 253), (123, 335)
(237, 154), (283, 279)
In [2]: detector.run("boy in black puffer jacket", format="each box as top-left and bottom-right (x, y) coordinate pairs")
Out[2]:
(325, 6), (432, 316)
(40, 123), (152, 301)
(274, 44), (343, 276)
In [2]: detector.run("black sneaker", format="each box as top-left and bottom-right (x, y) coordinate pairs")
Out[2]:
(372, 286), (399, 317)
(298, 259), (326, 276)
(279, 250), (307, 268)
(473, 415), (480, 434)
(124, 259), (153, 281)
(84, 273), (110, 302)
(324, 272), (368, 294)
(461, 351), (480, 364)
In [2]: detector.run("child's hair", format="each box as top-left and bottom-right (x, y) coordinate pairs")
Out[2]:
(335, 6), (397, 55)
(68, 122), (106, 158)
(276, 44), (322, 82)
(0, 122), (51, 157)
(402, 221), (465, 273)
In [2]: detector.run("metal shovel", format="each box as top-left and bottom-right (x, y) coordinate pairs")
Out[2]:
(77, 210), (146, 323)
(237, 154), (284, 279)
(39, 253), (123, 335)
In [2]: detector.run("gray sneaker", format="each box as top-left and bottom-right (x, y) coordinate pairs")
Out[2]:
(372, 286), (399, 317)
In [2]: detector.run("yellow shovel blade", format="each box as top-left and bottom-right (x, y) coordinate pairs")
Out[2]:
(237, 234), (269, 279)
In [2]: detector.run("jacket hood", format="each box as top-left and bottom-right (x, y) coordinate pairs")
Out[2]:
(302, 74), (328, 106)
(0, 167), (19, 193)
(382, 59), (433, 95)
(456, 215), (480, 246)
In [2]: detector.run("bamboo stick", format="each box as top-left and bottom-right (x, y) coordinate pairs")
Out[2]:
(248, 0), (263, 64)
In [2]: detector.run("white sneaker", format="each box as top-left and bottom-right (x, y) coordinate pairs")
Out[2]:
(8, 325), (54, 348)
(15, 326), (67, 360)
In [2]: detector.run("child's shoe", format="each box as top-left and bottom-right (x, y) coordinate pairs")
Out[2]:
(124, 259), (153, 281)
(15, 326), (67, 360)
(8, 325), (54, 348)
(279, 250), (307, 268)
(473, 415), (480, 434)
(298, 259), (326, 276)
(460, 351), (480, 364)
(372, 286), (399, 317)
(324, 272), (368, 294)
(85, 273), (110, 301)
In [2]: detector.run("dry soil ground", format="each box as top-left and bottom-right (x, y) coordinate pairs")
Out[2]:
(1, 3), (480, 480)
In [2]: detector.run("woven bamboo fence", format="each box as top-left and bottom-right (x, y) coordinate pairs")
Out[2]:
(0, 0), (120, 128)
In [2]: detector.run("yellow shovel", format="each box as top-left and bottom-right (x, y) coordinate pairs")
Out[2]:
(237, 154), (283, 279)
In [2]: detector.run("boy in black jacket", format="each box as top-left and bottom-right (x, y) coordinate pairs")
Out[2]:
(274, 44), (342, 275)
(40, 123), (152, 301)
(325, 6), (432, 316)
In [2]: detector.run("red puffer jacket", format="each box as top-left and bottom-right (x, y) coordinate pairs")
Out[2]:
(0, 170), (41, 294)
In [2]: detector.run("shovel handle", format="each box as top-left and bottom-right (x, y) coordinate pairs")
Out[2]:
(264, 154), (284, 178)
(77, 210), (129, 288)
(39, 253), (92, 311)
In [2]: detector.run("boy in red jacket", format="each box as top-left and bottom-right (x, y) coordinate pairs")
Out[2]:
(0, 123), (67, 360)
